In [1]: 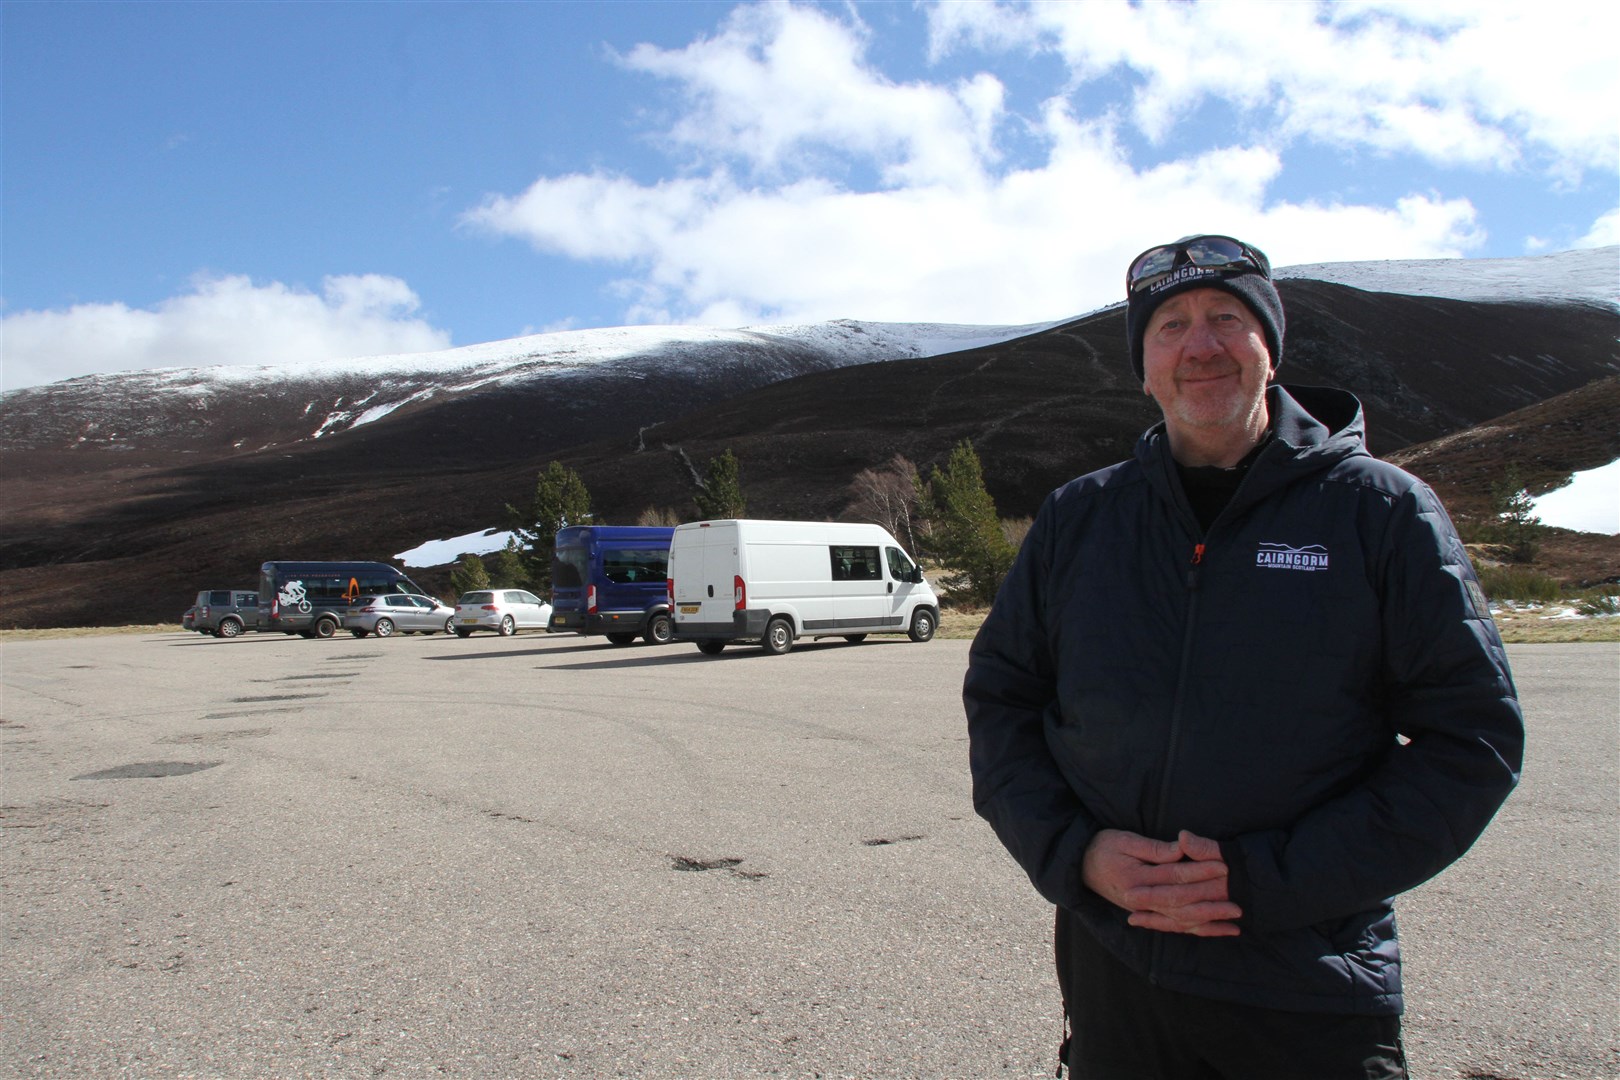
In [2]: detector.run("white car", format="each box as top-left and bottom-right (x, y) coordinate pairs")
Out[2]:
(453, 589), (553, 637)
(343, 593), (456, 638)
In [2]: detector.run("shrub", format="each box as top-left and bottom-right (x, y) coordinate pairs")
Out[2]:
(1475, 565), (1562, 604)
(1574, 588), (1620, 617)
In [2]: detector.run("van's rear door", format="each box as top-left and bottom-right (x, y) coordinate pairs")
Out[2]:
(672, 523), (737, 633)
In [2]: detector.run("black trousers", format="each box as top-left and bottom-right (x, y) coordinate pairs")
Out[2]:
(1055, 907), (1408, 1080)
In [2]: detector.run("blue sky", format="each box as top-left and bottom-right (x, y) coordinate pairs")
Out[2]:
(3, 0), (1616, 390)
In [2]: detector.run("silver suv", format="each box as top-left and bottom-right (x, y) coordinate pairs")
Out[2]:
(192, 589), (261, 638)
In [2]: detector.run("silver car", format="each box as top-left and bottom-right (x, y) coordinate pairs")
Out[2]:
(343, 593), (456, 638)
(453, 589), (553, 637)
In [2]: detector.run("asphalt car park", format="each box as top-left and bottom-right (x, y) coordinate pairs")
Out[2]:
(1, 632), (1613, 1079)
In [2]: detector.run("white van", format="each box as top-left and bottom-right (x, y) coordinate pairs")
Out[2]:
(667, 519), (940, 655)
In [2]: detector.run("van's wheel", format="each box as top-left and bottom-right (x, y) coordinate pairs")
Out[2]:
(697, 640), (726, 656)
(313, 617), (338, 639)
(350, 628), (368, 638)
(645, 613), (673, 645)
(907, 608), (937, 643)
(762, 617), (794, 655)
(498, 615), (516, 637)
(842, 634), (867, 644)
(607, 632), (638, 645)
(217, 618), (242, 638)
(373, 618), (395, 638)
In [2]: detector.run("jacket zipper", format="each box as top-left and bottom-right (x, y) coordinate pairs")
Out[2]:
(1148, 539), (1206, 984)
(1154, 541), (1205, 833)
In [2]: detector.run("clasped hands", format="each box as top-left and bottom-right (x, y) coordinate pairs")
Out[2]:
(1081, 828), (1243, 937)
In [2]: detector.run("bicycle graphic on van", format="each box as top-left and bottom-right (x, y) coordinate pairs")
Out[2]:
(278, 580), (314, 614)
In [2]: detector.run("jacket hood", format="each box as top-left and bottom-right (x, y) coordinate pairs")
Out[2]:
(1136, 383), (1369, 526)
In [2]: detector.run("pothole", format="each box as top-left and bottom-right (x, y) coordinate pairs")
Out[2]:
(161, 728), (272, 745)
(668, 855), (766, 880)
(671, 856), (743, 872)
(230, 694), (323, 703)
(73, 761), (222, 780)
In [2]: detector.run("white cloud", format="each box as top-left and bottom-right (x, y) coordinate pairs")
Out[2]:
(929, 1), (1619, 175)
(464, 3), (1492, 327)
(1, 274), (451, 391)
(1576, 209), (1620, 250)
(619, 3), (1003, 188)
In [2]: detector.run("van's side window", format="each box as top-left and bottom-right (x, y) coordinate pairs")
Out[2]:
(885, 546), (916, 582)
(829, 545), (881, 581)
(603, 549), (669, 584)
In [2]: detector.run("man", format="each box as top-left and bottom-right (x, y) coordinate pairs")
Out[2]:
(963, 235), (1524, 1079)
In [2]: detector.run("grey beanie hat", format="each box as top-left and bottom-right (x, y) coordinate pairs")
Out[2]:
(1126, 252), (1285, 381)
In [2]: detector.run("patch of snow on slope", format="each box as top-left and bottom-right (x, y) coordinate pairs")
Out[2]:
(1531, 458), (1620, 535)
(396, 529), (517, 567)
(1277, 246), (1619, 307)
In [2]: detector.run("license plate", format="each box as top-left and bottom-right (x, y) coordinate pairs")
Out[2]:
(680, 604), (700, 615)
(460, 618), (478, 624)
(553, 615), (571, 625)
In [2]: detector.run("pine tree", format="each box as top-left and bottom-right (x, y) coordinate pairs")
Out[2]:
(1488, 464), (1543, 563)
(506, 461), (594, 591)
(487, 539), (531, 590)
(449, 553), (491, 597)
(694, 449), (747, 519)
(926, 440), (1015, 605)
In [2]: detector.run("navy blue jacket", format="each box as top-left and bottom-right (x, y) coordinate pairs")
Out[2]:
(965, 384), (1523, 1016)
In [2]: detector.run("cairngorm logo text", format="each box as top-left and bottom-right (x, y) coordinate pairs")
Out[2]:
(1256, 543), (1330, 572)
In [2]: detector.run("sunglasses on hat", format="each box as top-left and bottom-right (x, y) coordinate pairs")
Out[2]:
(1126, 235), (1272, 295)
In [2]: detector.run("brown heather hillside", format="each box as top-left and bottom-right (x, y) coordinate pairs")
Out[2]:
(0, 281), (1615, 628)
(1388, 375), (1620, 587)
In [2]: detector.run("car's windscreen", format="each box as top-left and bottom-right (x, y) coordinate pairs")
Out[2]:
(459, 592), (494, 604)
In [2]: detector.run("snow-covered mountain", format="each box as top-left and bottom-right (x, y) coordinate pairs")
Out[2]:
(3, 247), (1612, 455)
(0, 318), (1058, 453)
(1275, 245), (1618, 306)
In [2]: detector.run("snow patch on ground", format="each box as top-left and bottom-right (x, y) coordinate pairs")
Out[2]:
(1530, 457), (1620, 536)
(396, 529), (517, 567)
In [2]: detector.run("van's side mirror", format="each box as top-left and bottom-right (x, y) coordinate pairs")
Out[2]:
(909, 566), (924, 584)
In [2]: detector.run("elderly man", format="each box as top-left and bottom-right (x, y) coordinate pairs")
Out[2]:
(964, 235), (1523, 1079)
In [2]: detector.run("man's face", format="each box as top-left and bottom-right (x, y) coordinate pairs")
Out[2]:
(1141, 286), (1273, 440)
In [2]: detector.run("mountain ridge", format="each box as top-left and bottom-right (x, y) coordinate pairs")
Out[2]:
(1, 249), (1616, 628)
